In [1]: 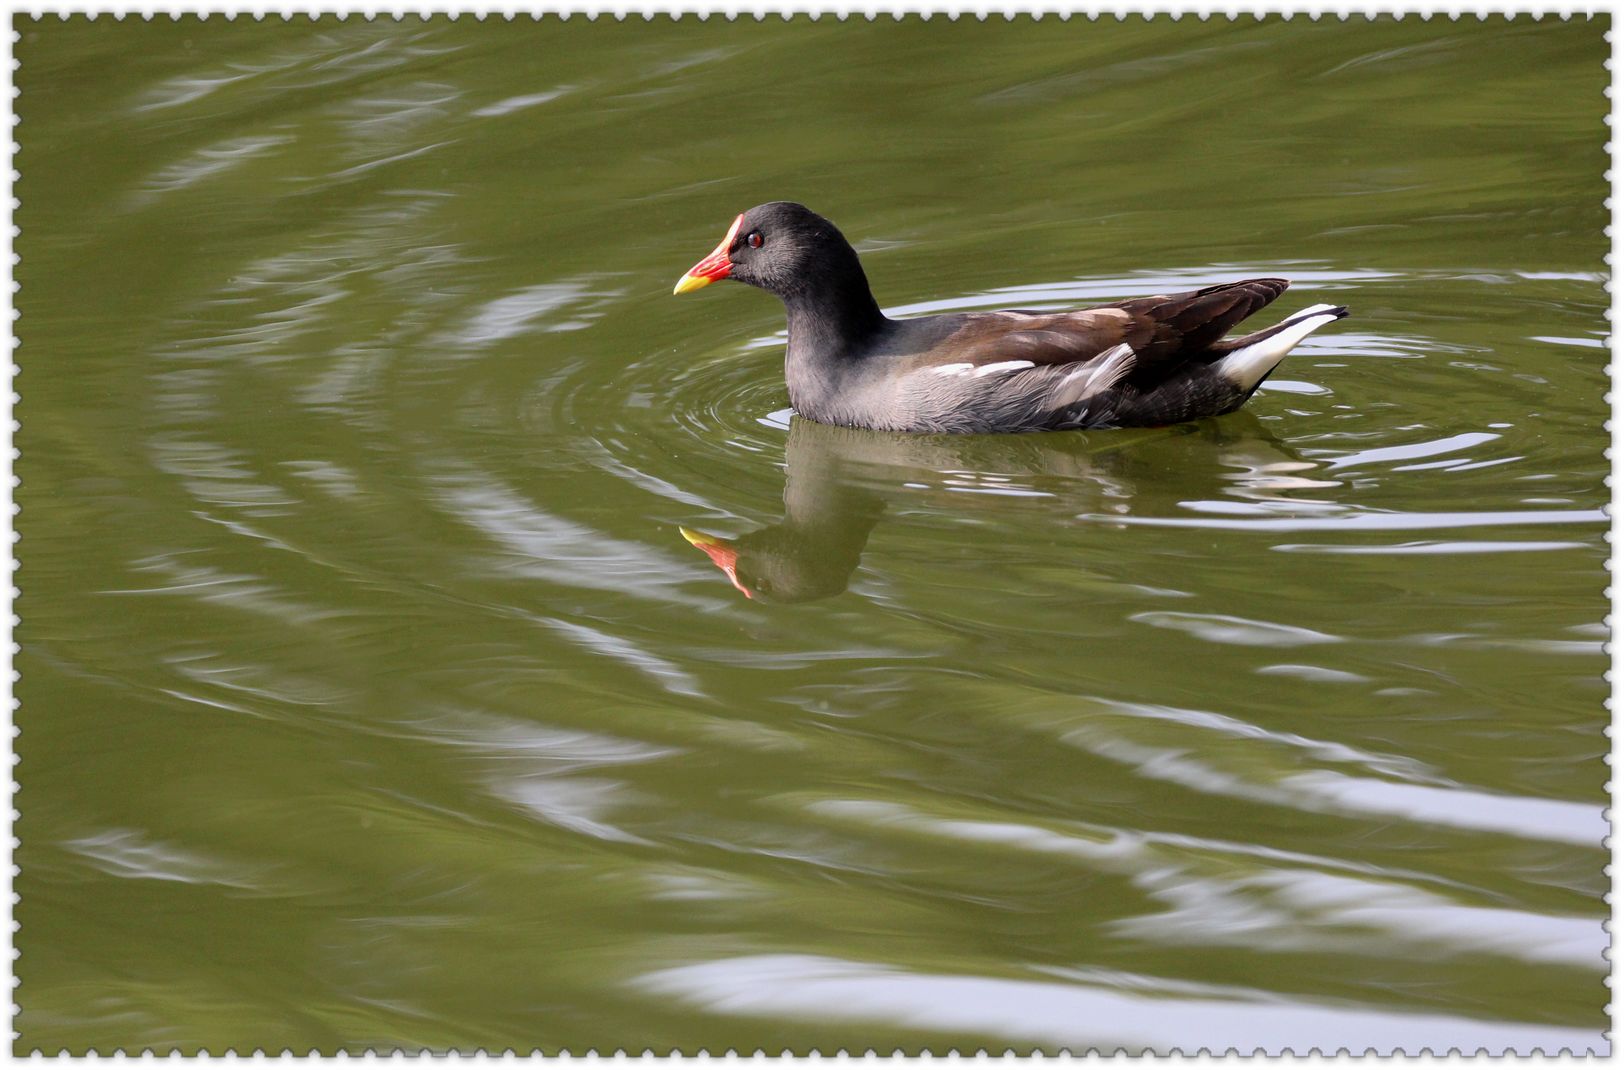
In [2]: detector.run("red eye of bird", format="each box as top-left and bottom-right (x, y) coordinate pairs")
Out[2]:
(747, 232), (763, 249)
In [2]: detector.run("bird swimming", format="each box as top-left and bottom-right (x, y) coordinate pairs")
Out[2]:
(674, 202), (1346, 434)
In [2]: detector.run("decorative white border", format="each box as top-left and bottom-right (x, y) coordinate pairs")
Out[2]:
(1, 3), (1616, 15)
(1609, 13), (1619, 1061)
(0, 2), (1613, 1059)
(7, 5), (18, 1058)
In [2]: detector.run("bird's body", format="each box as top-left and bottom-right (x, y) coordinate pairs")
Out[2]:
(675, 202), (1347, 434)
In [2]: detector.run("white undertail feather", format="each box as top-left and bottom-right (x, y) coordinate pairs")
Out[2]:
(1281, 303), (1342, 325)
(1215, 312), (1341, 391)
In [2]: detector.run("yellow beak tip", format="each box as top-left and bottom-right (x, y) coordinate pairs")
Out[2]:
(673, 273), (713, 296)
(678, 526), (709, 546)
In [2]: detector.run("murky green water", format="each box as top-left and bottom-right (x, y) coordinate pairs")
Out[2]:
(16, 14), (1609, 1054)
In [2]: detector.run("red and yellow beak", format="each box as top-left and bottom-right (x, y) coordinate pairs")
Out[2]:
(679, 526), (753, 600)
(673, 214), (743, 295)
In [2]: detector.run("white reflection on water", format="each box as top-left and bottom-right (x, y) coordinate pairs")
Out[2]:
(1275, 540), (1589, 555)
(634, 953), (1599, 1054)
(1131, 611), (1340, 647)
(471, 87), (574, 117)
(1256, 663), (1372, 684)
(66, 829), (269, 892)
(131, 24), (456, 112)
(326, 139), (458, 182)
(162, 647), (350, 713)
(105, 553), (340, 628)
(147, 432), (301, 510)
(1086, 507), (1608, 533)
(335, 84), (462, 152)
(1114, 863), (1601, 968)
(130, 134), (293, 207)
(403, 709), (678, 845)
(430, 465), (712, 605)
(133, 71), (257, 112)
(445, 280), (622, 350)
(1321, 431), (1500, 471)
(1279, 771), (1606, 846)
(1530, 334), (1606, 348)
(805, 798), (1601, 972)
(494, 776), (655, 846)
(1065, 726), (1603, 846)
(1089, 698), (1435, 782)
(542, 618), (705, 699)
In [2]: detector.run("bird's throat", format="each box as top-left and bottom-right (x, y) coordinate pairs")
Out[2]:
(782, 281), (887, 364)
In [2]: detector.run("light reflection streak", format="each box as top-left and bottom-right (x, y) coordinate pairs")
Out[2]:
(634, 954), (1599, 1054)
(66, 830), (271, 892)
(1320, 432), (1500, 471)
(401, 710), (679, 845)
(429, 465), (713, 606)
(803, 799), (1603, 970)
(1082, 508), (1607, 533)
(1065, 727), (1603, 847)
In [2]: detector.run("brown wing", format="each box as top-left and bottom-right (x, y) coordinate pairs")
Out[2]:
(940, 308), (1138, 367)
(939, 278), (1291, 380)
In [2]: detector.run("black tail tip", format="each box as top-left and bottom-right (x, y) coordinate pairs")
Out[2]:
(1328, 306), (1350, 320)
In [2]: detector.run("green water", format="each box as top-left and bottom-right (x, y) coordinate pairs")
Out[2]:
(15, 14), (1610, 1054)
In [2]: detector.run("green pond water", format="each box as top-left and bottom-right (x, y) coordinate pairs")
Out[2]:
(15, 14), (1610, 1054)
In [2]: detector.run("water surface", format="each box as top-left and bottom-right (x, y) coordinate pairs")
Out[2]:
(16, 15), (1609, 1054)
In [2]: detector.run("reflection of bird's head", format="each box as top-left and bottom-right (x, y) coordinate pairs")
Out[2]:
(679, 527), (754, 600)
(679, 520), (875, 605)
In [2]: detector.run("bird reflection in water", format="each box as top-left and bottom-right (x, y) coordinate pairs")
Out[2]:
(681, 413), (1333, 603)
(679, 420), (886, 603)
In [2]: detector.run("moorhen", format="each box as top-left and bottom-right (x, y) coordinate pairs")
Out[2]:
(673, 202), (1348, 434)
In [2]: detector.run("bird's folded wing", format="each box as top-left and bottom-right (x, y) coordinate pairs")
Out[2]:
(941, 278), (1290, 380)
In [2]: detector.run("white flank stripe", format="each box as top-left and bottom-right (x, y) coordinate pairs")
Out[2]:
(1088, 343), (1136, 392)
(1216, 313), (1340, 390)
(1060, 344), (1134, 391)
(973, 360), (1037, 377)
(931, 363), (975, 377)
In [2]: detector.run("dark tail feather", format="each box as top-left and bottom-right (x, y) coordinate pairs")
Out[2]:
(1113, 277), (1292, 353)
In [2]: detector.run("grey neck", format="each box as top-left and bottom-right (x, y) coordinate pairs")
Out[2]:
(781, 276), (888, 364)
(782, 290), (889, 425)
